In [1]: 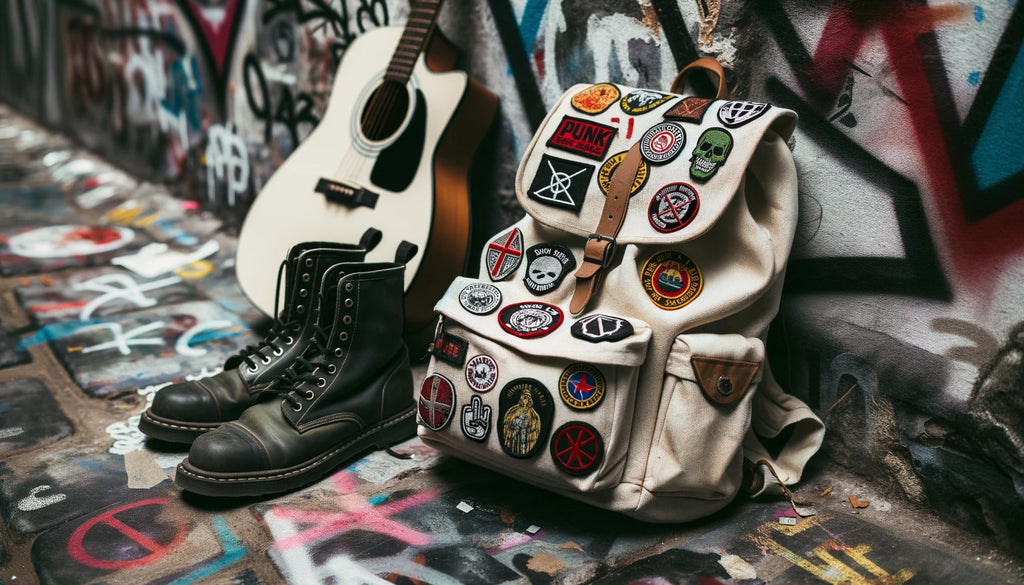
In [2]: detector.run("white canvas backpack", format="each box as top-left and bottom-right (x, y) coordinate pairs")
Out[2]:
(416, 61), (825, 522)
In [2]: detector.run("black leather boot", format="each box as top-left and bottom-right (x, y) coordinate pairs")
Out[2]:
(175, 261), (415, 496)
(138, 241), (370, 443)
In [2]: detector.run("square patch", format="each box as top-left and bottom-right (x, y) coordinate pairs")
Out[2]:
(527, 155), (595, 213)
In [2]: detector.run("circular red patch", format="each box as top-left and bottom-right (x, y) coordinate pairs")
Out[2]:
(550, 421), (604, 476)
(418, 374), (456, 431)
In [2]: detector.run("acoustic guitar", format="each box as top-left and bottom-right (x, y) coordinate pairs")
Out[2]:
(235, 0), (497, 331)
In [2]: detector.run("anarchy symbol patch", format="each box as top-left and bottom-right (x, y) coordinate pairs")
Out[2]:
(647, 183), (700, 233)
(527, 155), (595, 213)
(550, 421), (605, 476)
(418, 374), (456, 431)
(461, 394), (491, 441)
(639, 122), (686, 165)
(486, 227), (524, 281)
(558, 363), (606, 410)
(459, 282), (502, 315)
(524, 244), (576, 295)
(465, 354), (499, 392)
(717, 100), (771, 127)
(570, 313), (634, 343)
(498, 302), (564, 338)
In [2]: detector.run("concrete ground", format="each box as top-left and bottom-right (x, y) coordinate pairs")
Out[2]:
(0, 105), (1021, 585)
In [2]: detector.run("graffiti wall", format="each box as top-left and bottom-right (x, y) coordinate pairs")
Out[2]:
(2, 0), (1022, 554)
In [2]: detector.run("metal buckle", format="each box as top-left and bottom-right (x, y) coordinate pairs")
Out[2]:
(585, 233), (617, 268)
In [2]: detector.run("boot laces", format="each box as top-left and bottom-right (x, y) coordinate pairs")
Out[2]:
(236, 259), (303, 370)
(266, 314), (334, 411)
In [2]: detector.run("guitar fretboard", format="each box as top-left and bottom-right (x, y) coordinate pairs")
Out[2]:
(384, 0), (444, 84)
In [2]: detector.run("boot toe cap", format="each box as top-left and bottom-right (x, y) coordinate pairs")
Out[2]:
(187, 424), (271, 472)
(150, 371), (248, 423)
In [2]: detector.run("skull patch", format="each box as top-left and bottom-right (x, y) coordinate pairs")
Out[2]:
(524, 244), (576, 295)
(689, 128), (733, 182)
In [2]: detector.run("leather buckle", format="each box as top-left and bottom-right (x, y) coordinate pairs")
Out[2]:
(585, 233), (617, 268)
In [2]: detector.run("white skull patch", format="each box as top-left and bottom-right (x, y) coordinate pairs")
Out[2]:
(523, 244), (577, 295)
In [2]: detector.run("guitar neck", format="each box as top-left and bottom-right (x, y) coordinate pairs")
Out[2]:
(384, 0), (445, 85)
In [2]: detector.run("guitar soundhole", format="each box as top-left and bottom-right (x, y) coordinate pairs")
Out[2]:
(360, 80), (410, 142)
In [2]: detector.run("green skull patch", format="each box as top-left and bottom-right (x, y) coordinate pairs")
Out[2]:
(689, 128), (733, 181)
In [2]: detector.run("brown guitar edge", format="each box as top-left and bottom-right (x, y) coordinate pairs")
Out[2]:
(404, 77), (499, 333)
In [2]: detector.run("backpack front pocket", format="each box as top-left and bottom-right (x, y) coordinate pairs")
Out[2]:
(418, 277), (652, 493)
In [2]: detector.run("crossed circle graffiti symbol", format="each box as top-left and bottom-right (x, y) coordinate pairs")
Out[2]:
(68, 498), (188, 570)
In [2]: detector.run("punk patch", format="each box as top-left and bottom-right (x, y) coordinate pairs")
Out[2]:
(498, 378), (554, 459)
(418, 374), (456, 431)
(431, 331), (468, 367)
(647, 183), (699, 233)
(717, 100), (770, 127)
(550, 421), (604, 476)
(486, 227), (524, 281)
(641, 250), (703, 310)
(459, 282), (502, 315)
(547, 116), (616, 160)
(571, 313), (634, 343)
(498, 302), (564, 338)
(620, 89), (674, 114)
(558, 363), (606, 410)
(461, 394), (491, 441)
(571, 83), (620, 114)
(598, 151), (649, 196)
(639, 122), (686, 165)
(524, 244), (576, 295)
(465, 354), (499, 392)
(664, 96), (715, 123)
(527, 155), (594, 213)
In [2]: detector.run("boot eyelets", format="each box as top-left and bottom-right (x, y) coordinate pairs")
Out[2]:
(317, 377), (326, 387)
(247, 364), (259, 373)
(302, 273), (310, 282)
(299, 289), (308, 298)
(261, 355), (272, 364)
(335, 348), (343, 357)
(291, 403), (302, 412)
(345, 283), (354, 292)
(297, 306), (305, 314)
(305, 258), (313, 267)
(339, 332), (349, 341)
(344, 299), (353, 308)
(304, 390), (315, 400)
(273, 348), (284, 356)
(285, 336), (294, 345)
(343, 316), (352, 325)
(326, 364), (336, 374)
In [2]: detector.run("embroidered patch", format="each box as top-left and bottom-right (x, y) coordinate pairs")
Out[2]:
(639, 122), (686, 165)
(570, 313), (634, 343)
(597, 151), (649, 196)
(486, 227), (524, 281)
(664, 96), (715, 123)
(523, 244), (576, 295)
(498, 302), (564, 338)
(690, 128), (733, 182)
(717, 100), (771, 127)
(461, 394), (491, 441)
(647, 182), (700, 233)
(465, 354), (499, 392)
(571, 83), (620, 114)
(527, 154), (594, 213)
(418, 374), (456, 431)
(547, 116), (616, 160)
(620, 89), (674, 114)
(498, 378), (554, 459)
(550, 421), (604, 476)
(641, 250), (703, 310)
(458, 282), (502, 315)
(558, 363), (606, 410)
(430, 332), (468, 367)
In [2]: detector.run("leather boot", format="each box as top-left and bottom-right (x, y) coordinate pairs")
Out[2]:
(175, 261), (415, 496)
(138, 241), (370, 443)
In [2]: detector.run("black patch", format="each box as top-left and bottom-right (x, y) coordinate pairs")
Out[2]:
(458, 282), (502, 315)
(550, 421), (605, 476)
(619, 89), (674, 114)
(546, 116), (616, 160)
(647, 182), (700, 233)
(461, 394), (492, 441)
(498, 378), (554, 458)
(527, 154), (594, 213)
(664, 96), (715, 123)
(717, 100), (771, 127)
(570, 313), (634, 343)
(485, 227), (524, 281)
(431, 332), (468, 367)
(498, 302), (564, 338)
(523, 244), (576, 295)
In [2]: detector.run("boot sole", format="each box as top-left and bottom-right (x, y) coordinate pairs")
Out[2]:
(174, 407), (416, 497)
(138, 410), (222, 444)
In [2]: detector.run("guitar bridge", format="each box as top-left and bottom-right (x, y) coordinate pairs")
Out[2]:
(315, 178), (379, 209)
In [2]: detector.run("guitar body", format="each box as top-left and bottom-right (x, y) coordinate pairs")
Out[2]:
(236, 26), (497, 331)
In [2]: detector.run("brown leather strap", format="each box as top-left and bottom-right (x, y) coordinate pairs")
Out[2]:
(670, 57), (729, 99)
(570, 142), (644, 314)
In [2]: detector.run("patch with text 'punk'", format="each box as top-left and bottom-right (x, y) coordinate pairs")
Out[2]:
(558, 363), (606, 410)
(430, 331), (468, 367)
(570, 314), (634, 343)
(459, 282), (502, 315)
(527, 155), (594, 213)
(641, 250), (703, 310)
(486, 227), (524, 281)
(647, 183), (699, 233)
(717, 100), (771, 127)
(498, 302), (563, 338)
(461, 394), (491, 442)
(547, 116), (616, 160)
(418, 374), (456, 431)
(571, 83), (620, 114)
(499, 378), (554, 459)
(465, 354), (499, 393)
(619, 89), (674, 114)
(550, 421), (604, 476)
(524, 244), (576, 295)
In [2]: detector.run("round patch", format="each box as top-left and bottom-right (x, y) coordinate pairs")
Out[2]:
(550, 421), (605, 476)
(465, 355), (499, 392)
(571, 314), (634, 343)
(640, 250), (703, 310)
(461, 394), (491, 441)
(619, 89), (674, 114)
(459, 282), (502, 315)
(558, 363), (606, 410)
(523, 244), (576, 295)
(418, 374), (456, 431)
(639, 122), (686, 164)
(498, 378), (555, 458)
(598, 152), (649, 196)
(498, 302), (564, 338)
(571, 83), (620, 114)
(647, 183), (699, 233)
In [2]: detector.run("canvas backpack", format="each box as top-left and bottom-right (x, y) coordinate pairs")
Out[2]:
(416, 60), (825, 522)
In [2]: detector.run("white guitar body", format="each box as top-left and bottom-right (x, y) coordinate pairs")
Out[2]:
(236, 26), (473, 323)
